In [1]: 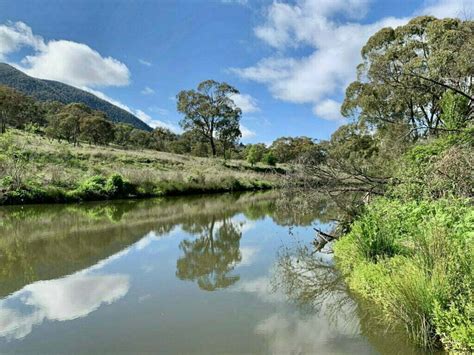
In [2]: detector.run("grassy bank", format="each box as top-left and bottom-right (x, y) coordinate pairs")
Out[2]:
(0, 130), (281, 205)
(332, 135), (474, 352)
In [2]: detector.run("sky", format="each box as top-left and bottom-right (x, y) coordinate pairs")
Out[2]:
(0, 0), (472, 144)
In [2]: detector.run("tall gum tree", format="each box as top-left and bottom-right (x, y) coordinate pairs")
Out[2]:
(341, 16), (473, 138)
(177, 80), (242, 156)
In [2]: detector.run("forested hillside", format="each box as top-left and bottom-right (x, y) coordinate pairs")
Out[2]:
(0, 63), (151, 131)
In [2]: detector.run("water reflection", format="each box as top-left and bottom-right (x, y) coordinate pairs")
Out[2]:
(177, 217), (243, 291)
(0, 192), (429, 353)
(0, 193), (278, 298)
(273, 242), (437, 355)
(0, 273), (129, 340)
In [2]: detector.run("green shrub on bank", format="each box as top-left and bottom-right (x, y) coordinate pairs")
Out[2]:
(334, 198), (474, 352)
(391, 130), (474, 200)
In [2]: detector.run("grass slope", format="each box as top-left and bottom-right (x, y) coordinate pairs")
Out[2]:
(0, 130), (281, 205)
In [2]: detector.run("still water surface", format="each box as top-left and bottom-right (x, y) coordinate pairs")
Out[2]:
(0, 192), (428, 354)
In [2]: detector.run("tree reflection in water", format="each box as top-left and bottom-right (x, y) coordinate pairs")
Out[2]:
(273, 242), (357, 329)
(273, 243), (434, 355)
(176, 217), (242, 291)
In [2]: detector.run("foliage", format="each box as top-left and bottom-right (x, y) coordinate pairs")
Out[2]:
(269, 136), (315, 163)
(0, 85), (45, 133)
(341, 17), (473, 137)
(177, 80), (242, 156)
(262, 151), (277, 166)
(80, 114), (115, 145)
(334, 198), (473, 352)
(391, 130), (473, 200)
(245, 143), (267, 166)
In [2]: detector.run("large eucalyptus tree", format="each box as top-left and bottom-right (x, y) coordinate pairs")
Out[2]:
(342, 16), (473, 137)
(177, 80), (242, 156)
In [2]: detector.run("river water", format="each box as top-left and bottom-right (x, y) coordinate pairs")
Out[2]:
(0, 192), (429, 354)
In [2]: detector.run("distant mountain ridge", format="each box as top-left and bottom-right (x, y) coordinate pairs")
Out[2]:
(0, 63), (152, 131)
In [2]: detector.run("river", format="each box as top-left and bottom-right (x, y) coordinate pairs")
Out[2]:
(0, 192), (431, 354)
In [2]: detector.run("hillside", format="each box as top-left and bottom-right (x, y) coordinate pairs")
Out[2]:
(0, 63), (151, 131)
(0, 130), (280, 205)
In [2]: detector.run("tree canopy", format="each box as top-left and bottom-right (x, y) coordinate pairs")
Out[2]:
(177, 80), (242, 156)
(342, 16), (473, 137)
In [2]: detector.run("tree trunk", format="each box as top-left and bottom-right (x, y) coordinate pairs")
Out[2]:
(210, 136), (217, 156)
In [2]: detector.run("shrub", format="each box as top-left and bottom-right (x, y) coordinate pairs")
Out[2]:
(72, 175), (108, 200)
(262, 152), (277, 166)
(334, 198), (473, 352)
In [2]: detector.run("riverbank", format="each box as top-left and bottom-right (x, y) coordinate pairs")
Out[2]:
(0, 130), (281, 205)
(333, 197), (473, 352)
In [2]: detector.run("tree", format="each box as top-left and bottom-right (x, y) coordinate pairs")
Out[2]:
(342, 16), (473, 137)
(128, 129), (151, 148)
(149, 127), (178, 151)
(217, 117), (241, 160)
(47, 103), (92, 145)
(0, 86), (44, 133)
(79, 114), (114, 145)
(113, 123), (134, 146)
(176, 217), (242, 291)
(245, 143), (267, 166)
(270, 136), (315, 163)
(262, 151), (277, 166)
(177, 80), (242, 156)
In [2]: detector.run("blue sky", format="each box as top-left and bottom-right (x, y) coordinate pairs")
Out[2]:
(0, 0), (472, 143)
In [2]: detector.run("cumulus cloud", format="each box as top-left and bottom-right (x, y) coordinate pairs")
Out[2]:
(312, 99), (344, 122)
(231, 0), (471, 121)
(230, 93), (260, 113)
(141, 86), (155, 95)
(240, 124), (256, 139)
(0, 21), (45, 60)
(0, 21), (129, 88)
(21, 40), (130, 87)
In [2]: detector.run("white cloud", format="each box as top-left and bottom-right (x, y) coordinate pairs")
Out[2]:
(135, 110), (181, 133)
(0, 21), (45, 60)
(141, 86), (155, 95)
(237, 246), (259, 267)
(21, 40), (129, 87)
(231, 93), (260, 113)
(1, 21), (129, 88)
(0, 274), (129, 340)
(420, 0), (474, 18)
(231, 0), (471, 121)
(83, 87), (180, 132)
(312, 99), (344, 122)
(138, 58), (152, 66)
(240, 124), (256, 139)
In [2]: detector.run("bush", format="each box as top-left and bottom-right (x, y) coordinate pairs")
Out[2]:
(334, 198), (473, 352)
(262, 152), (277, 166)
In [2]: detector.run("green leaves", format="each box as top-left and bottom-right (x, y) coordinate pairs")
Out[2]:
(343, 16), (473, 137)
(177, 80), (242, 156)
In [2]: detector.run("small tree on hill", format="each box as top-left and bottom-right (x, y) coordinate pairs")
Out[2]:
(80, 114), (114, 145)
(177, 80), (242, 156)
(246, 144), (267, 166)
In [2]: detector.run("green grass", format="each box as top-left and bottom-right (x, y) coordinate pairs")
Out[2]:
(0, 130), (281, 205)
(334, 198), (474, 352)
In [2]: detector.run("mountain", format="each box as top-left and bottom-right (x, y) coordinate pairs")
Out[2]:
(0, 63), (152, 131)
